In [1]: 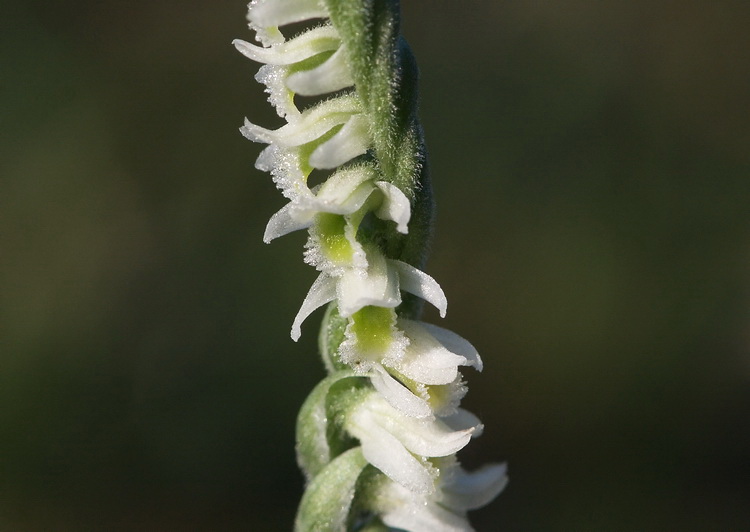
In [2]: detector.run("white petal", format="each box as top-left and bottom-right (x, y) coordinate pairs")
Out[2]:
(239, 112), (340, 147)
(313, 181), (374, 215)
(441, 408), (484, 438)
(286, 46), (354, 96)
(369, 365), (432, 419)
(440, 463), (508, 512)
(312, 166), (377, 214)
(347, 399), (435, 494)
(418, 322), (483, 371)
(368, 395), (474, 458)
(337, 250), (401, 317)
(248, 0), (327, 29)
(383, 417), (473, 459)
(291, 273), (336, 341)
(263, 202), (314, 243)
(233, 26), (339, 66)
(390, 260), (448, 317)
(240, 95), (360, 147)
(382, 497), (472, 532)
(397, 320), (466, 385)
(309, 114), (370, 169)
(374, 181), (410, 234)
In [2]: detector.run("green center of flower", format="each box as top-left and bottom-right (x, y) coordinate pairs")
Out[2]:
(350, 305), (394, 356)
(316, 213), (353, 263)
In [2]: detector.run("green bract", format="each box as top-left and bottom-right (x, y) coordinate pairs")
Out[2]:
(294, 447), (368, 532)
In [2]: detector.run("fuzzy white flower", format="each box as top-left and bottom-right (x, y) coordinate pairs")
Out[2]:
(241, 93), (370, 171)
(345, 392), (482, 494)
(367, 319), (482, 418)
(263, 164), (410, 276)
(369, 456), (508, 532)
(290, 249), (447, 341)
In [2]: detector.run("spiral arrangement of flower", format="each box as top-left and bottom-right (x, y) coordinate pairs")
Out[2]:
(234, 1), (507, 529)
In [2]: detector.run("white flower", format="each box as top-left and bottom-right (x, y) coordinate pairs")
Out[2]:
(369, 456), (508, 532)
(290, 250), (447, 341)
(345, 392), (482, 494)
(241, 92), (369, 169)
(368, 319), (482, 418)
(263, 164), (410, 272)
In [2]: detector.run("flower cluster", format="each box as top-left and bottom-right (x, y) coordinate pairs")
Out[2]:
(235, 0), (506, 530)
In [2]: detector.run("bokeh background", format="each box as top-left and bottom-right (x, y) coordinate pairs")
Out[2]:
(3, 1), (749, 530)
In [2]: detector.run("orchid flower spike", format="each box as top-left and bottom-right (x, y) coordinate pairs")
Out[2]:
(235, 0), (506, 529)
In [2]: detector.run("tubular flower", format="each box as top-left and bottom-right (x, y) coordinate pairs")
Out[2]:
(235, 0), (506, 530)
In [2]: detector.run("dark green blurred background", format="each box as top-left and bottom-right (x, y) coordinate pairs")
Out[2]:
(2, 1), (749, 530)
